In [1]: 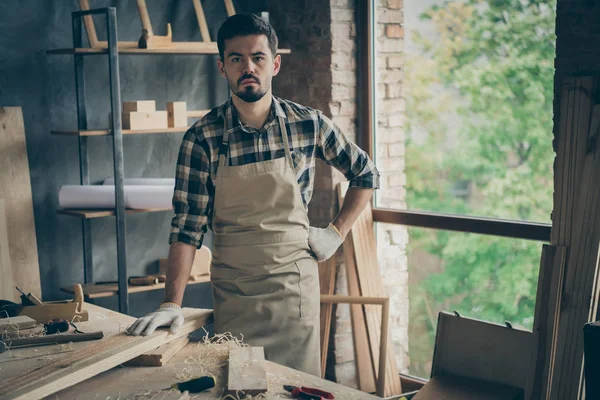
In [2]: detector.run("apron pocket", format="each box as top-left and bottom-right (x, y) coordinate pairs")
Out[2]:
(295, 258), (320, 319)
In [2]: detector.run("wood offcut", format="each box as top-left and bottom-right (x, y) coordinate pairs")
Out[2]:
(226, 346), (268, 396)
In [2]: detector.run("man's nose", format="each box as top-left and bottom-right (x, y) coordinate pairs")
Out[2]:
(242, 59), (256, 74)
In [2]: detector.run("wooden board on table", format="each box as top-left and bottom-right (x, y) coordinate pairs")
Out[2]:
(338, 185), (377, 392)
(349, 201), (402, 396)
(0, 316), (37, 332)
(125, 336), (190, 367)
(0, 107), (41, 299)
(226, 346), (268, 396)
(318, 257), (337, 377)
(49, 344), (381, 400)
(0, 199), (15, 302)
(0, 307), (212, 400)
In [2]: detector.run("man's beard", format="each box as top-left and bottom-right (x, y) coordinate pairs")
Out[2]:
(231, 74), (268, 103)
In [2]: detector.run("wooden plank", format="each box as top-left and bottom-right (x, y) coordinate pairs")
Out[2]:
(46, 46), (291, 55)
(192, 0), (211, 42)
(78, 0), (99, 47)
(57, 207), (170, 219)
(318, 257), (337, 378)
(529, 245), (567, 400)
(338, 181), (377, 392)
(0, 199), (15, 302)
(0, 308), (213, 400)
(0, 107), (41, 299)
(125, 336), (189, 366)
(348, 200), (403, 396)
(548, 77), (600, 400)
(0, 316), (37, 332)
(224, 0), (236, 17)
(226, 347), (267, 396)
(51, 127), (189, 136)
(60, 276), (210, 299)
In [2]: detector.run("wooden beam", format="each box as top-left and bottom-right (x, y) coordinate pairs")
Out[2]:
(345, 198), (403, 396)
(78, 0), (99, 47)
(136, 0), (154, 36)
(0, 107), (42, 299)
(548, 76), (600, 400)
(192, 0), (211, 42)
(226, 347), (267, 396)
(0, 308), (213, 400)
(338, 184), (376, 392)
(224, 0), (236, 17)
(318, 257), (337, 378)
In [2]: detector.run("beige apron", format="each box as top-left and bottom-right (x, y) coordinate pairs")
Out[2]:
(210, 115), (321, 377)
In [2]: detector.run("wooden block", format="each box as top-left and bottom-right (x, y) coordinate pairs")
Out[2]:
(167, 101), (188, 128)
(226, 347), (267, 396)
(0, 107), (42, 300)
(122, 111), (168, 130)
(125, 336), (189, 366)
(0, 316), (37, 332)
(122, 101), (155, 113)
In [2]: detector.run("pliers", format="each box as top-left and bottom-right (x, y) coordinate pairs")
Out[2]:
(283, 385), (335, 400)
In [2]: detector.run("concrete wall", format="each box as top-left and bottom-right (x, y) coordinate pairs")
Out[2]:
(0, 0), (242, 315)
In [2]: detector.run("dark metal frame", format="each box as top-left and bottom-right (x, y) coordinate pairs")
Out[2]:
(71, 7), (129, 313)
(356, 0), (552, 243)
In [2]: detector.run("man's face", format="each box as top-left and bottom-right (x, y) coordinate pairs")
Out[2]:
(218, 34), (281, 103)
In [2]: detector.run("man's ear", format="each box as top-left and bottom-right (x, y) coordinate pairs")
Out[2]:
(217, 59), (226, 79)
(273, 54), (281, 76)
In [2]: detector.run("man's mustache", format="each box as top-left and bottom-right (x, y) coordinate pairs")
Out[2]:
(238, 74), (260, 85)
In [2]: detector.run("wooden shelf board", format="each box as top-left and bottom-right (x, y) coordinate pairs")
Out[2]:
(61, 276), (211, 299)
(47, 47), (291, 55)
(57, 208), (170, 219)
(51, 127), (190, 137)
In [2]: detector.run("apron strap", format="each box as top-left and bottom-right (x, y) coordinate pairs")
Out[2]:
(218, 129), (231, 170)
(278, 116), (295, 170)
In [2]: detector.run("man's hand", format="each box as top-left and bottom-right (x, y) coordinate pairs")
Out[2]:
(127, 303), (184, 336)
(308, 223), (344, 262)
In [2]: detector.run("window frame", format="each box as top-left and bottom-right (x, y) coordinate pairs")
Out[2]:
(356, 0), (551, 243)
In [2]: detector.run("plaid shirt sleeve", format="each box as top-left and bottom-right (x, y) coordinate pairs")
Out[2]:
(316, 112), (380, 189)
(169, 125), (213, 248)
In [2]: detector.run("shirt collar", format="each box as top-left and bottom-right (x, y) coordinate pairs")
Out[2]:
(216, 96), (288, 131)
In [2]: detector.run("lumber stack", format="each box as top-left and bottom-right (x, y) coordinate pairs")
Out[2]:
(541, 76), (600, 400)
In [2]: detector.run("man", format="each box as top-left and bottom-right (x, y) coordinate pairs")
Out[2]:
(127, 13), (379, 377)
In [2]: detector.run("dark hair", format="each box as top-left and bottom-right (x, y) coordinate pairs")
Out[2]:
(217, 13), (279, 60)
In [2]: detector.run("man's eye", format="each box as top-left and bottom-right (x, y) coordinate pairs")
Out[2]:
(255, 57), (264, 61)
(232, 58), (241, 62)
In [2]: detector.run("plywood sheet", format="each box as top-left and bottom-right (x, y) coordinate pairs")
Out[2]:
(0, 107), (41, 298)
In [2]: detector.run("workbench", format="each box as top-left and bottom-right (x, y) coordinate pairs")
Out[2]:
(0, 303), (381, 399)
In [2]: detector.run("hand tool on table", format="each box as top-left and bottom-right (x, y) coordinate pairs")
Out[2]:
(162, 376), (216, 393)
(97, 276), (160, 286)
(283, 385), (335, 400)
(15, 286), (42, 306)
(0, 330), (104, 353)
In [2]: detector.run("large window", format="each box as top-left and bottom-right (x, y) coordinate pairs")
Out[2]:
(362, 0), (556, 378)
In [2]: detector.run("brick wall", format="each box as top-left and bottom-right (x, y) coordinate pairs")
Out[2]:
(269, 0), (409, 385)
(375, 0), (410, 373)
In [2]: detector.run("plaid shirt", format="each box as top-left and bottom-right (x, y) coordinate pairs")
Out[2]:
(169, 96), (380, 248)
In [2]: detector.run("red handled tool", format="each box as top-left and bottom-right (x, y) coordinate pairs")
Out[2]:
(283, 385), (335, 400)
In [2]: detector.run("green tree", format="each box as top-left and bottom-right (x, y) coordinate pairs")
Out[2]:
(404, 0), (556, 377)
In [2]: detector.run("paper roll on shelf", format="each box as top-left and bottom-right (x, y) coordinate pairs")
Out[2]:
(58, 185), (174, 210)
(102, 178), (175, 186)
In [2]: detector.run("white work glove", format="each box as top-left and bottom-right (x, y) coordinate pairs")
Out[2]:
(308, 223), (344, 262)
(126, 302), (184, 336)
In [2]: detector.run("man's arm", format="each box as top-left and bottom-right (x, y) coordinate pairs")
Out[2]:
(164, 241), (197, 306)
(332, 187), (374, 239)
